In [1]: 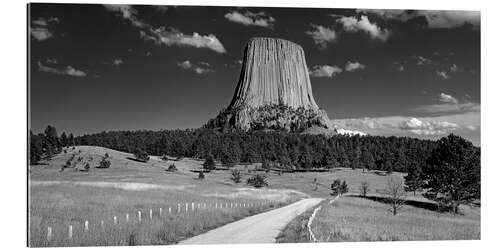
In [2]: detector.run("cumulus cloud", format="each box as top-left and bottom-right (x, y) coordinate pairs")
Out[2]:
(32, 17), (59, 26)
(337, 15), (390, 41)
(439, 93), (459, 104)
(345, 61), (366, 72)
(103, 4), (148, 28)
(309, 65), (343, 78)
(105, 59), (124, 66)
(37, 61), (86, 77)
(153, 5), (168, 13)
(356, 9), (480, 29)
(30, 16), (60, 41)
(177, 60), (213, 74)
(140, 27), (226, 53)
(224, 10), (276, 28)
(31, 27), (53, 41)
(305, 24), (337, 49)
(436, 70), (450, 79)
(399, 117), (459, 135)
(413, 55), (432, 65)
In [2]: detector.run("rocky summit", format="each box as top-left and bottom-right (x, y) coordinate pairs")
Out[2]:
(206, 37), (332, 132)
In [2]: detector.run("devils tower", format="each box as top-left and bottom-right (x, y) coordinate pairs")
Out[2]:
(206, 37), (331, 132)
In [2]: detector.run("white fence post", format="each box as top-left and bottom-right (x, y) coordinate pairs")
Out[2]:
(150, 209), (153, 219)
(138, 211), (142, 221)
(114, 216), (117, 225)
(84, 220), (89, 231)
(100, 220), (104, 229)
(177, 204), (181, 213)
(126, 214), (129, 222)
(68, 225), (73, 239)
(192, 202), (195, 211)
(159, 208), (162, 217)
(185, 203), (188, 212)
(47, 227), (52, 242)
(169, 207), (172, 214)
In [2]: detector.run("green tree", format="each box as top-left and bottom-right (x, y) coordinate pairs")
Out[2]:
(133, 148), (150, 162)
(330, 179), (342, 196)
(421, 134), (480, 213)
(203, 154), (216, 171)
(404, 164), (424, 196)
(230, 169), (242, 183)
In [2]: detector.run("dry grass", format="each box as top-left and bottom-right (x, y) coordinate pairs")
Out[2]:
(311, 196), (480, 242)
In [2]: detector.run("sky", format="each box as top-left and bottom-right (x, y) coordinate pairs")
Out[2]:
(29, 4), (481, 145)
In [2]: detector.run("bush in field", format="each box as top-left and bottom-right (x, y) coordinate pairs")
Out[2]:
(198, 171), (205, 180)
(133, 148), (150, 162)
(167, 164), (177, 172)
(104, 153), (109, 158)
(231, 169), (242, 183)
(359, 181), (370, 197)
(331, 179), (348, 196)
(97, 157), (111, 168)
(247, 174), (268, 188)
(161, 155), (169, 161)
(262, 160), (271, 173)
(203, 154), (216, 171)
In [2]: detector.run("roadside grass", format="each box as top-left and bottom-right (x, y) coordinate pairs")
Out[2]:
(310, 196), (480, 242)
(276, 200), (327, 243)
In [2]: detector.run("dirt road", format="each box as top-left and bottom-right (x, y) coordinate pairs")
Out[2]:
(179, 198), (324, 244)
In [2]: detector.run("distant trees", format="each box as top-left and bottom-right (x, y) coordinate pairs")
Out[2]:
(385, 177), (406, 216)
(359, 181), (370, 197)
(203, 154), (216, 171)
(420, 134), (480, 213)
(361, 150), (375, 172)
(133, 148), (150, 162)
(97, 154), (111, 169)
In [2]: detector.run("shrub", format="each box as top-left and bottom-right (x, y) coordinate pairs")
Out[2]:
(133, 148), (150, 162)
(97, 158), (111, 168)
(385, 177), (406, 216)
(203, 154), (215, 171)
(104, 153), (109, 158)
(340, 180), (349, 195)
(161, 155), (169, 161)
(167, 164), (177, 172)
(198, 171), (205, 180)
(247, 174), (268, 188)
(231, 169), (242, 183)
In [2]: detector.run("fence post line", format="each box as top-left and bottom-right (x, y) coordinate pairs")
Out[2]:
(68, 225), (73, 239)
(177, 204), (181, 213)
(114, 216), (117, 225)
(138, 211), (142, 221)
(84, 220), (89, 231)
(100, 220), (104, 229)
(185, 203), (188, 212)
(159, 207), (162, 217)
(204, 203), (206, 209)
(47, 227), (52, 242)
(192, 202), (195, 211)
(150, 209), (153, 219)
(126, 213), (129, 222)
(169, 207), (172, 214)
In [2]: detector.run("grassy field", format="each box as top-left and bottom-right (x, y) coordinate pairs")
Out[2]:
(308, 196), (480, 242)
(29, 146), (481, 246)
(28, 146), (303, 247)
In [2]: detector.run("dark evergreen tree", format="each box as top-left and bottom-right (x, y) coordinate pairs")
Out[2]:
(203, 154), (216, 171)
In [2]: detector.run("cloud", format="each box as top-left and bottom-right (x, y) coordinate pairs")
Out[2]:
(153, 5), (168, 13)
(309, 65), (343, 78)
(450, 64), (458, 72)
(345, 61), (366, 72)
(413, 102), (480, 116)
(399, 117), (459, 135)
(37, 61), (86, 77)
(436, 70), (450, 79)
(177, 60), (213, 74)
(356, 9), (480, 29)
(32, 17), (59, 26)
(305, 24), (337, 49)
(224, 10), (276, 28)
(105, 59), (124, 66)
(439, 93), (458, 104)
(30, 27), (52, 41)
(337, 15), (390, 41)
(140, 27), (226, 53)
(413, 55), (432, 65)
(103, 4), (148, 28)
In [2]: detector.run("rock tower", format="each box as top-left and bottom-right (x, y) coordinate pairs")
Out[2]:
(206, 37), (331, 132)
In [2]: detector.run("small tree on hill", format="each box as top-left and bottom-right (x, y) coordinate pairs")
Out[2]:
(340, 180), (349, 195)
(231, 169), (242, 183)
(359, 181), (370, 197)
(385, 177), (406, 216)
(133, 148), (150, 162)
(167, 164), (177, 172)
(330, 179), (342, 196)
(203, 154), (216, 171)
